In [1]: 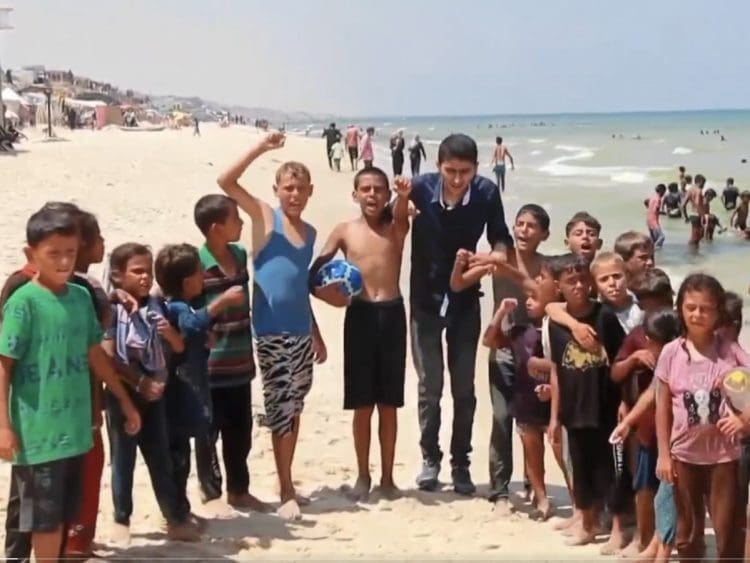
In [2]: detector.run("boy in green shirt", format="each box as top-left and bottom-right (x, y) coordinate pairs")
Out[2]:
(0, 207), (140, 562)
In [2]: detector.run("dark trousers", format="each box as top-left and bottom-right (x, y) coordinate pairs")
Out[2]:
(411, 303), (480, 469)
(195, 383), (253, 501)
(410, 156), (421, 177)
(488, 349), (515, 500)
(105, 392), (185, 526)
(326, 144), (333, 168)
(392, 153), (404, 176)
(4, 477), (31, 563)
(169, 432), (193, 518)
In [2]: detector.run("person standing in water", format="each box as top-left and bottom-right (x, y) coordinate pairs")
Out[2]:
(491, 137), (515, 192)
(409, 135), (427, 177)
(390, 130), (406, 176)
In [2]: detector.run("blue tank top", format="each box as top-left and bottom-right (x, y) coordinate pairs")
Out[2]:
(252, 208), (316, 337)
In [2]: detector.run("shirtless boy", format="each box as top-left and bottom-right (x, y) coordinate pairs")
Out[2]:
(731, 191), (750, 237)
(311, 168), (411, 500)
(681, 173), (708, 248)
(491, 137), (515, 192)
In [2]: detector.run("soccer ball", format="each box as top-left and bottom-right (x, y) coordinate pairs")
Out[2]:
(313, 259), (363, 298)
(723, 368), (750, 412)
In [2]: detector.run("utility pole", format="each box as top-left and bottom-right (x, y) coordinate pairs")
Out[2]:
(0, 6), (14, 130)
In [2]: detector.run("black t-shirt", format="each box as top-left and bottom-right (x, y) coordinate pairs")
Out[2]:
(663, 192), (681, 210)
(723, 186), (740, 209)
(549, 302), (625, 429)
(322, 127), (341, 147)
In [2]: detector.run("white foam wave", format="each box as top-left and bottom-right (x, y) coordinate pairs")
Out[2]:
(539, 145), (647, 184)
(528, 138), (546, 144)
(530, 150), (543, 156)
(672, 146), (693, 155)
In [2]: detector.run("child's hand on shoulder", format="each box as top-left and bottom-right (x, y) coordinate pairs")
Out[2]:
(572, 322), (600, 353)
(0, 426), (19, 461)
(260, 132), (286, 152)
(393, 176), (412, 198)
(111, 289), (139, 314)
(528, 357), (551, 379)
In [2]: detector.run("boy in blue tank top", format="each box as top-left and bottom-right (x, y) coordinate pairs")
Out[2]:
(218, 132), (327, 521)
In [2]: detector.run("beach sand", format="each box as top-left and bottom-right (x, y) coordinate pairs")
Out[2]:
(0, 124), (709, 560)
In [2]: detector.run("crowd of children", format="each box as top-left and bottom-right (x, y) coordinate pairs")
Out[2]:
(1, 130), (750, 563)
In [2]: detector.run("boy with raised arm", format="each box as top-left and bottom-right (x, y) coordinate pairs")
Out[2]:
(218, 132), (327, 521)
(311, 168), (411, 501)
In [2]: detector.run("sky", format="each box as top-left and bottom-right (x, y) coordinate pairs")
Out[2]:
(0, 0), (748, 117)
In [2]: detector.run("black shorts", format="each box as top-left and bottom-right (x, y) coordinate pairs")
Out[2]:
(12, 454), (84, 532)
(343, 297), (406, 410)
(566, 427), (615, 510)
(348, 146), (358, 160)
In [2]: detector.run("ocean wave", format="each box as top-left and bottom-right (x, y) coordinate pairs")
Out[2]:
(530, 150), (543, 156)
(672, 146), (693, 155)
(528, 139), (546, 144)
(539, 145), (647, 184)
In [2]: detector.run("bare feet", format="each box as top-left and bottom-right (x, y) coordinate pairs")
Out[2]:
(378, 480), (402, 501)
(565, 527), (596, 547)
(189, 513), (208, 533)
(620, 537), (644, 559)
(533, 498), (554, 521)
(296, 493), (311, 506)
(600, 530), (629, 555)
(278, 499), (302, 521)
(167, 520), (202, 542)
(110, 523), (131, 546)
(492, 498), (514, 518)
(553, 512), (580, 532)
(202, 498), (235, 518)
(228, 492), (272, 513)
(634, 537), (659, 563)
(347, 475), (372, 502)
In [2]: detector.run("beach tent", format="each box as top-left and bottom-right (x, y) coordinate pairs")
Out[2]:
(2, 87), (27, 115)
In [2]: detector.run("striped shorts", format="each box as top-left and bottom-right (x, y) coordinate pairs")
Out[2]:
(255, 334), (314, 435)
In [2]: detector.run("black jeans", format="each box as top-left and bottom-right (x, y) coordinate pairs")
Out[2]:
(488, 348), (515, 500)
(410, 156), (421, 177)
(411, 303), (480, 469)
(105, 391), (186, 526)
(195, 383), (253, 501)
(4, 477), (31, 563)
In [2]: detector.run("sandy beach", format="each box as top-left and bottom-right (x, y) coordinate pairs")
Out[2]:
(0, 123), (720, 561)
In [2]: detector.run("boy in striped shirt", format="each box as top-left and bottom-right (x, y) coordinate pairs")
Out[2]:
(193, 195), (268, 511)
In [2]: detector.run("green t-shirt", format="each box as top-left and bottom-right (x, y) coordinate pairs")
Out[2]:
(0, 282), (101, 465)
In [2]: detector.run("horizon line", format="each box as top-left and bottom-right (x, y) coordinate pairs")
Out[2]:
(334, 107), (750, 122)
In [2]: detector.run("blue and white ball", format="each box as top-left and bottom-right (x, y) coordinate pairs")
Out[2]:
(314, 259), (364, 298)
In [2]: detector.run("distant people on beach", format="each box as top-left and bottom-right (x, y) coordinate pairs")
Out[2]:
(682, 174), (708, 248)
(345, 125), (361, 171)
(408, 135), (427, 177)
(723, 178), (740, 210)
(730, 191), (750, 236)
(491, 137), (515, 192)
(389, 130), (405, 176)
(322, 123), (342, 169)
(329, 140), (344, 172)
(193, 117), (200, 137)
(359, 127), (375, 169)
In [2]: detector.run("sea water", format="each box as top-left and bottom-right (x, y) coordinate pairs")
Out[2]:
(312, 111), (750, 333)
